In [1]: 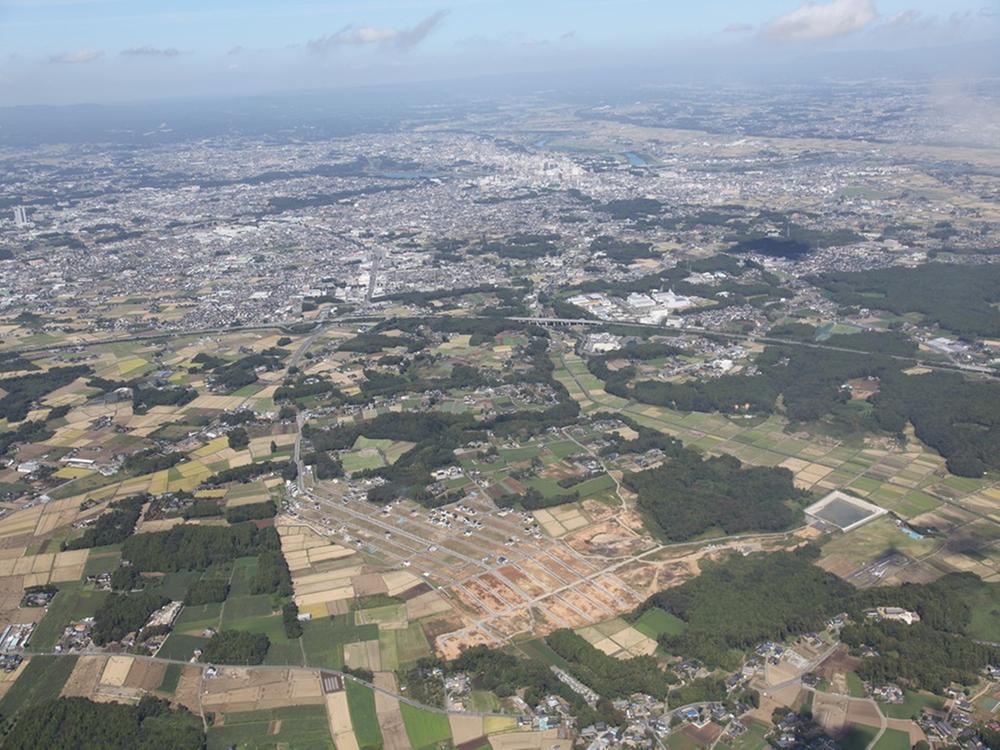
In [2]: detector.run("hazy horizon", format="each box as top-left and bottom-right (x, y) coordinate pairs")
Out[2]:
(1, 0), (998, 107)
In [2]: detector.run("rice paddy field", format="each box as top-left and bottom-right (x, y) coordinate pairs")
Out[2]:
(553, 345), (1000, 583)
(206, 705), (335, 750)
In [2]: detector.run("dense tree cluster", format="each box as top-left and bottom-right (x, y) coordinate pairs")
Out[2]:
(226, 427), (250, 450)
(282, 602), (303, 639)
(0, 352), (38, 373)
(546, 628), (672, 699)
(0, 420), (54, 456)
(585, 325), (998, 476)
(183, 580), (229, 606)
(638, 547), (852, 668)
(109, 566), (144, 592)
(122, 523), (280, 572)
(470, 233), (560, 260)
(122, 450), (186, 475)
(200, 630), (269, 665)
(224, 500), (276, 524)
(0, 696), (204, 750)
(201, 459), (296, 486)
(180, 500), (222, 520)
(250, 550), (293, 596)
(495, 487), (579, 511)
(590, 236), (657, 264)
(92, 591), (169, 645)
(339, 332), (428, 353)
(872, 370), (1000, 477)
(623, 452), (805, 542)
(203, 350), (287, 392)
(839, 573), (1000, 692)
(0, 366), (91, 422)
(840, 620), (998, 693)
(813, 262), (1000, 339)
(425, 646), (618, 727)
(64, 496), (145, 550)
(131, 386), (197, 414)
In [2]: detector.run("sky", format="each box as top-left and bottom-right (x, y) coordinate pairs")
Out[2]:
(1, 0), (997, 105)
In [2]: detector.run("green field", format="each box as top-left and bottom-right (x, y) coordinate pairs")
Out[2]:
(29, 583), (108, 651)
(633, 607), (686, 639)
(966, 582), (1000, 641)
(514, 638), (573, 672)
(157, 662), (183, 694)
(175, 602), (224, 634)
(717, 720), (770, 750)
(206, 705), (334, 750)
(346, 680), (383, 750)
(156, 633), (209, 661)
(0, 655), (78, 718)
(871, 728), (911, 750)
(879, 690), (944, 720)
(399, 703), (452, 750)
(301, 616), (379, 670)
(846, 672), (866, 698)
(81, 545), (122, 576)
(342, 450), (386, 474)
(839, 723), (880, 750)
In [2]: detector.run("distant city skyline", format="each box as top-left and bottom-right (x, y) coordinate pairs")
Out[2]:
(1, 0), (998, 105)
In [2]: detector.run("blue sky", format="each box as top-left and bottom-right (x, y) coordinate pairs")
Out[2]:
(1, 0), (997, 104)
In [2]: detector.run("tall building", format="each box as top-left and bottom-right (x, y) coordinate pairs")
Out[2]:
(12, 207), (27, 228)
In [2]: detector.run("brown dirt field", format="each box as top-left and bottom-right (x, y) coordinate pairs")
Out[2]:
(488, 609), (534, 639)
(817, 555), (859, 578)
(816, 649), (862, 681)
(564, 520), (653, 557)
(170, 666), (204, 714)
(353, 572), (389, 597)
(683, 721), (723, 747)
(575, 580), (626, 613)
(449, 715), (485, 745)
(515, 559), (564, 590)
(547, 547), (596, 577)
(397, 582), (433, 601)
(404, 591), (453, 621)
(544, 594), (588, 628)
(373, 672), (412, 750)
(61, 655), (108, 698)
(846, 699), (882, 726)
(462, 581), (506, 612)
(812, 693), (850, 735)
(125, 659), (166, 692)
(435, 628), (495, 661)
(478, 574), (526, 607)
(887, 718), (927, 745)
(489, 729), (570, 750)
(560, 588), (611, 620)
(497, 566), (545, 598)
(326, 690), (360, 750)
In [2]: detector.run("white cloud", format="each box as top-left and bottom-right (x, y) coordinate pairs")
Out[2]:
(120, 46), (181, 58)
(763, 0), (877, 41)
(308, 10), (447, 53)
(48, 49), (103, 64)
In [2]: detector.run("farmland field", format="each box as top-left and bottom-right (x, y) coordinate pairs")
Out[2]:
(29, 583), (108, 651)
(0, 655), (78, 718)
(633, 607), (685, 639)
(871, 728), (911, 750)
(399, 702), (452, 750)
(346, 680), (383, 750)
(206, 705), (334, 750)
